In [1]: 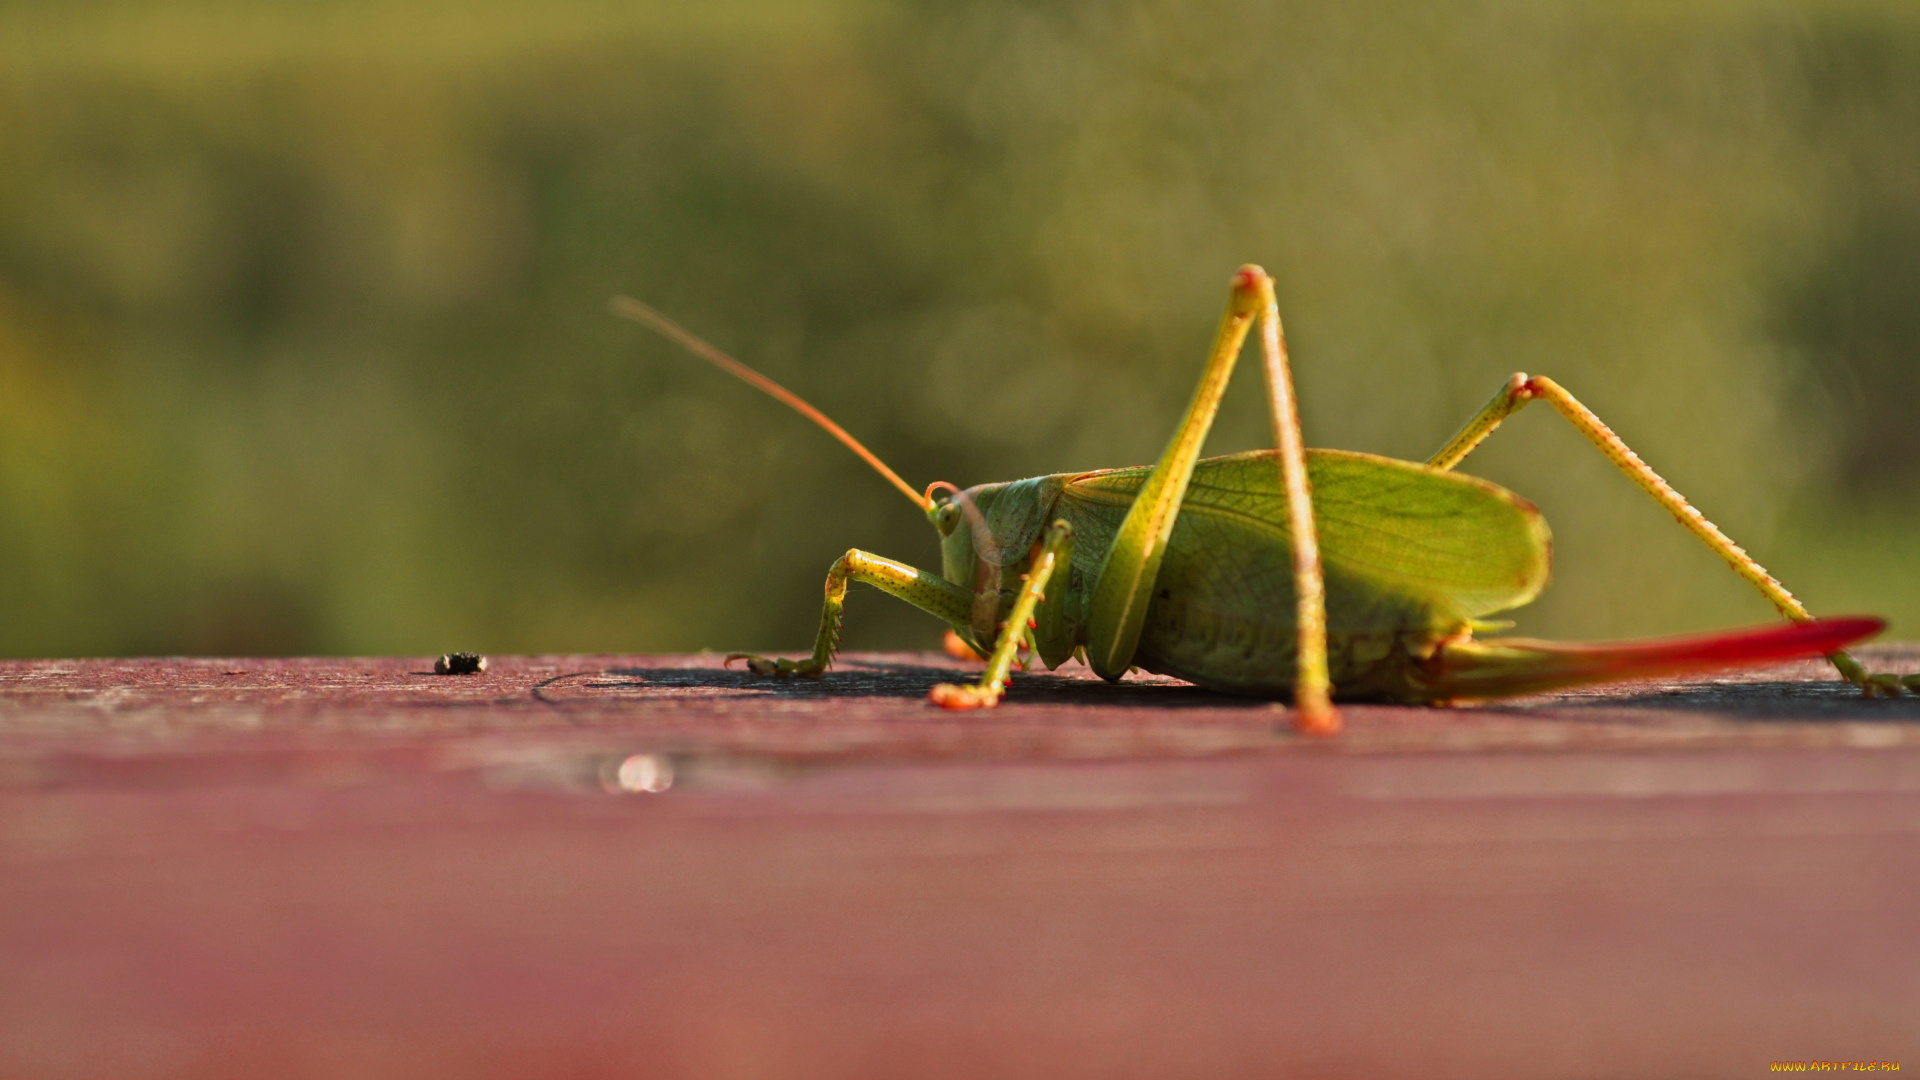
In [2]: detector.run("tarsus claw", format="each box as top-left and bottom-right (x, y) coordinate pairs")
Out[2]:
(727, 653), (790, 677)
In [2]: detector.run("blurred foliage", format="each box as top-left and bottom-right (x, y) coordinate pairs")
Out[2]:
(0, 0), (1913, 658)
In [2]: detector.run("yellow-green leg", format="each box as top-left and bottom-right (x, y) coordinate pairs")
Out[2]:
(1084, 275), (1261, 682)
(930, 520), (1074, 708)
(731, 549), (974, 678)
(1429, 374), (1914, 696)
(1082, 266), (1340, 735)
(1251, 273), (1338, 734)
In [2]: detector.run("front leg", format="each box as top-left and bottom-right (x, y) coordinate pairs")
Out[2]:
(731, 549), (974, 678)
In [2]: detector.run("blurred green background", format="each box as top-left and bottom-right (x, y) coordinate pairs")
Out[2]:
(0, 0), (1914, 659)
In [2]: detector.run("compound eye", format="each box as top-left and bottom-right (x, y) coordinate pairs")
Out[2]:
(934, 502), (961, 536)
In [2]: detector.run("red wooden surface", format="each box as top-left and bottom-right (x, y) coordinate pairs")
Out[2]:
(2, 650), (1917, 1078)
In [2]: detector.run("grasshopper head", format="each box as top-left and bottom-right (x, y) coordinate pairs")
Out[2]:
(929, 476), (1068, 646)
(927, 483), (987, 591)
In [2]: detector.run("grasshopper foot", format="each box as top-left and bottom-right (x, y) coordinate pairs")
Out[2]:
(1853, 671), (1910, 698)
(941, 629), (985, 663)
(1292, 701), (1343, 737)
(928, 681), (1003, 709)
(725, 653), (827, 678)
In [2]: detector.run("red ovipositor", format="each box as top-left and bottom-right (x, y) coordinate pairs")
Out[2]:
(1428, 616), (1887, 701)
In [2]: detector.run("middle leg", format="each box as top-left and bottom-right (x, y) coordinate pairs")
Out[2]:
(1081, 266), (1340, 734)
(929, 520), (1074, 708)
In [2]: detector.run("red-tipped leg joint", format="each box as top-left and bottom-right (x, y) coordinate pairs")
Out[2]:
(1229, 265), (1273, 312)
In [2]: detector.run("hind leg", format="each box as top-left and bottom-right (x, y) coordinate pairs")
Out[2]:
(1430, 374), (1912, 696)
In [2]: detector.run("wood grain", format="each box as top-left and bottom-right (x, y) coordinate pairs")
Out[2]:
(2, 648), (1916, 1078)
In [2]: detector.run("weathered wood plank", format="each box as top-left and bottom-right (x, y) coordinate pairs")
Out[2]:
(1, 649), (1916, 1078)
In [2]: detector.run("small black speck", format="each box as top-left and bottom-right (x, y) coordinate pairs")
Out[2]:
(435, 652), (488, 675)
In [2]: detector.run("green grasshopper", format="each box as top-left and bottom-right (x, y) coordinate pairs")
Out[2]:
(615, 266), (1903, 735)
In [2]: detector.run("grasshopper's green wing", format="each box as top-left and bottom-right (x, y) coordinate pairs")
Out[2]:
(1300, 449), (1549, 619)
(1066, 448), (1549, 621)
(1058, 449), (1549, 699)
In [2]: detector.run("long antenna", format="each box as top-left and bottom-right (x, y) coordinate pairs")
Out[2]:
(612, 297), (932, 512)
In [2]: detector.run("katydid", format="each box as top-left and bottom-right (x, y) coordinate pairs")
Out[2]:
(613, 267), (1904, 736)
